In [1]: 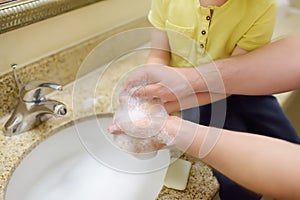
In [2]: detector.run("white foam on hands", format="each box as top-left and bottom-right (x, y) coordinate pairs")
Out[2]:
(111, 85), (172, 158)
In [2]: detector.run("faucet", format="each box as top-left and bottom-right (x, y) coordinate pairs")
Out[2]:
(2, 64), (67, 136)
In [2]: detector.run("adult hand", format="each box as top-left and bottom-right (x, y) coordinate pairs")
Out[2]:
(109, 113), (218, 160)
(109, 92), (184, 153)
(123, 64), (201, 102)
(108, 116), (175, 154)
(122, 64), (227, 113)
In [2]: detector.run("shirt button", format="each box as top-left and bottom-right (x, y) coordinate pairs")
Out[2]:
(206, 16), (211, 21)
(201, 30), (206, 35)
(200, 44), (205, 48)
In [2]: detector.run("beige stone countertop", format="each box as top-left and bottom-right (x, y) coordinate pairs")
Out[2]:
(0, 62), (219, 200)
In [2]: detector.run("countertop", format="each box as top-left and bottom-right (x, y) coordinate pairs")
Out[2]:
(0, 59), (219, 200)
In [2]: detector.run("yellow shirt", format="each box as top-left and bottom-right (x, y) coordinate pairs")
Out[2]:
(148, 0), (277, 67)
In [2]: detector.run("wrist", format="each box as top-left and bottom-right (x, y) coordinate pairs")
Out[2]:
(193, 61), (228, 93)
(164, 116), (182, 139)
(187, 66), (209, 93)
(165, 116), (201, 153)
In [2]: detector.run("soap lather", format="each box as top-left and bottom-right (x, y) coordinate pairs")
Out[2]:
(110, 85), (172, 159)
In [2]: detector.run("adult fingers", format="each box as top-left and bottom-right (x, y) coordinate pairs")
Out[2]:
(131, 83), (177, 101)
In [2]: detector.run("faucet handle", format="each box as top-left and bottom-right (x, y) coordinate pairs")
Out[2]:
(20, 81), (63, 102)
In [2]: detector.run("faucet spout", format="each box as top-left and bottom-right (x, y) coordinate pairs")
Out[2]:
(31, 100), (67, 117)
(22, 81), (63, 92)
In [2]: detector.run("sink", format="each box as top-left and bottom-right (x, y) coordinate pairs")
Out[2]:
(5, 114), (170, 200)
(6, 29), (171, 200)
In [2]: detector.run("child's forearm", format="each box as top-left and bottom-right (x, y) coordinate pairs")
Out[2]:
(147, 28), (171, 65)
(147, 49), (170, 65)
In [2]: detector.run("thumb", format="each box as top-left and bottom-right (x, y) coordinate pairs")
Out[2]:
(107, 123), (124, 134)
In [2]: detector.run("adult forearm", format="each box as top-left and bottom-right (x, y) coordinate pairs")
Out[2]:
(169, 117), (300, 199)
(221, 35), (300, 95)
(194, 35), (300, 95)
(202, 127), (300, 199)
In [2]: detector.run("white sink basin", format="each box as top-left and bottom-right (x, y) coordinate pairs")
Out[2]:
(6, 115), (170, 200)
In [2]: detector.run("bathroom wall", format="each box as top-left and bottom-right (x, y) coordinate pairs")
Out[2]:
(0, 0), (152, 119)
(0, 0), (152, 73)
(274, 0), (300, 135)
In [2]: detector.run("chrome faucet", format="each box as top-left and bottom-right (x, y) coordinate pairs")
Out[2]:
(2, 64), (67, 136)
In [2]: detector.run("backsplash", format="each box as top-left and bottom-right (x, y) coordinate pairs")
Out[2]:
(0, 17), (150, 119)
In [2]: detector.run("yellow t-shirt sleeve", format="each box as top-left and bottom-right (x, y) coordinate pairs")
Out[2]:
(148, 0), (167, 30)
(237, 2), (277, 51)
